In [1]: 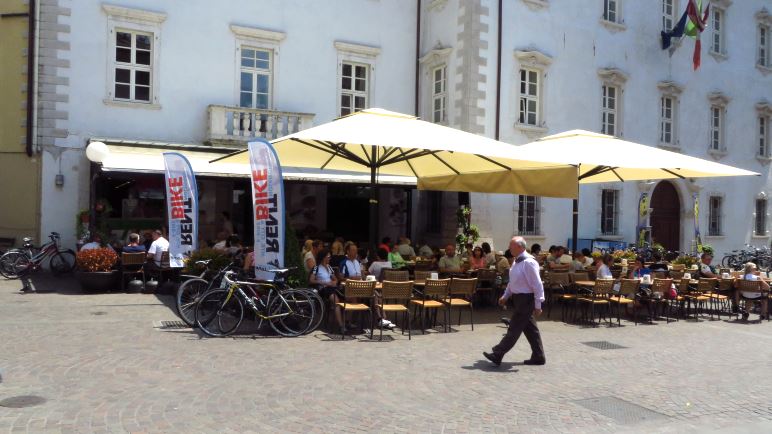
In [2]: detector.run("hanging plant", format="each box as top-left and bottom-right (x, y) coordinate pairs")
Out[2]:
(455, 205), (479, 252)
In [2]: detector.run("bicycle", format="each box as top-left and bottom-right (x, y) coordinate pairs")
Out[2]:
(0, 232), (76, 279)
(194, 268), (318, 337)
(176, 260), (240, 327)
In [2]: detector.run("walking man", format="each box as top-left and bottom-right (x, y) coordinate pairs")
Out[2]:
(484, 236), (546, 366)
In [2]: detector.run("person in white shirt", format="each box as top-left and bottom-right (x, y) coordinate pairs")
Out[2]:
(484, 236), (546, 367)
(595, 254), (613, 279)
(738, 262), (769, 320)
(368, 248), (392, 281)
(304, 239), (322, 274)
(146, 229), (169, 268)
(417, 241), (434, 259)
(80, 234), (114, 251)
(338, 242), (364, 280)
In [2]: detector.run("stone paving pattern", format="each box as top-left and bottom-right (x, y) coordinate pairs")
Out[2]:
(1, 275), (772, 433)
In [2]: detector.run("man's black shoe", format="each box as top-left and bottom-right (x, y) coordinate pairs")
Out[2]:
(500, 317), (510, 326)
(483, 352), (502, 366)
(523, 358), (546, 366)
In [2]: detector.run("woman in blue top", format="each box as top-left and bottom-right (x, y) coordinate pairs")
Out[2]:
(628, 257), (651, 279)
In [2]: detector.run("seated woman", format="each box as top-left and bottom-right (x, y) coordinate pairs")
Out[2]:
(469, 246), (487, 270)
(628, 257), (651, 279)
(387, 247), (406, 269)
(481, 242), (496, 267)
(595, 254), (614, 279)
(737, 262), (769, 321)
(309, 249), (346, 331)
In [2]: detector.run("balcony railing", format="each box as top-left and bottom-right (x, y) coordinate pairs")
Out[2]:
(207, 105), (315, 144)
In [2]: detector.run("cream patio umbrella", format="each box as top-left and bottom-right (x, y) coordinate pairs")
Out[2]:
(210, 108), (576, 248)
(419, 129), (759, 249)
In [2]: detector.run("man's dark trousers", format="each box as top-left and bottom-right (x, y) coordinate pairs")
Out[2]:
(492, 293), (545, 360)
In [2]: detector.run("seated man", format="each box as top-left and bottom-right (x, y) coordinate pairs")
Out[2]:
(571, 251), (589, 272)
(698, 253), (718, 278)
(438, 243), (462, 274)
(545, 246), (569, 271)
(496, 249), (514, 275)
(81, 234), (113, 251)
(737, 262), (770, 321)
(417, 240), (434, 259)
(338, 242), (364, 280)
(122, 233), (146, 253)
(146, 229), (169, 271)
(396, 237), (416, 259)
(368, 248), (392, 281)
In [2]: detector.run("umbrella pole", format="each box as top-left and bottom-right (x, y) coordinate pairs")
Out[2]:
(571, 198), (579, 253)
(369, 153), (378, 255)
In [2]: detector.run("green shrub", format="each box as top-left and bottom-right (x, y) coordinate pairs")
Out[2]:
(182, 248), (230, 274)
(284, 216), (306, 287)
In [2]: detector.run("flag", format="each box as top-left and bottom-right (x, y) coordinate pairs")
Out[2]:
(660, 0), (710, 70)
(693, 193), (703, 253)
(636, 192), (650, 247)
(163, 152), (198, 268)
(248, 138), (285, 281)
(661, 10), (689, 50)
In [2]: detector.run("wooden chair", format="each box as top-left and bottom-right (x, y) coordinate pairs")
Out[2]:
(610, 266), (623, 279)
(444, 278), (477, 330)
(650, 278), (673, 322)
(681, 278), (710, 321)
(337, 280), (375, 340)
(382, 269), (409, 282)
(413, 270), (431, 283)
(546, 272), (571, 320)
(474, 268), (497, 305)
(570, 271), (589, 282)
(378, 280), (413, 340)
(410, 278), (450, 333)
(577, 279), (613, 327)
(120, 252), (146, 291)
(414, 259), (433, 271)
(714, 278), (737, 319)
(669, 270), (684, 280)
(146, 251), (174, 285)
(736, 279), (769, 322)
(651, 271), (667, 280)
(697, 278), (718, 320)
(609, 279), (638, 326)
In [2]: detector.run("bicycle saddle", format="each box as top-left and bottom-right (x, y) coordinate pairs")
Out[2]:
(23, 237), (33, 243)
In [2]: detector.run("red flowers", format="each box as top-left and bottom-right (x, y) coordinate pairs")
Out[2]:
(76, 248), (118, 272)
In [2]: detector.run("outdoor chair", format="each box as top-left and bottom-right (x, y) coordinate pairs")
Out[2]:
(610, 266), (623, 279)
(546, 272), (571, 320)
(609, 279), (638, 326)
(147, 251), (174, 286)
(736, 279), (769, 322)
(698, 278), (719, 320)
(577, 278), (612, 327)
(378, 280), (413, 340)
(712, 278), (736, 319)
(444, 278), (477, 331)
(681, 278), (710, 321)
(337, 280), (375, 340)
(414, 259), (433, 271)
(382, 269), (409, 282)
(410, 278), (450, 333)
(651, 271), (667, 280)
(648, 278), (673, 322)
(474, 268), (497, 305)
(120, 252), (146, 291)
(413, 270), (431, 283)
(669, 270), (684, 280)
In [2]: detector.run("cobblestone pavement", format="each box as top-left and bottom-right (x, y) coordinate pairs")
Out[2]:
(1, 275), (772, 433)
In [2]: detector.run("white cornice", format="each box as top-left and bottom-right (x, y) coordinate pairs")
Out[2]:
(711, 0), (733, 9)
(521, 0), (549, 11)
(597, 68), (629, 86)
(230, 24), (285, 43)
(757, 100), (772, 116)
(428, 0), (448, 12)
(419, 46), (453, 65)
(757, 8), (772, 26)
(334, 41), (381, 58)
(102, 4), (166, 24)
(708, 92), (730, 107)
(657, 81), (684, 96)
(514, 49), (553, 69)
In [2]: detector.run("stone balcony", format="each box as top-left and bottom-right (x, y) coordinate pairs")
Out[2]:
(206, 105), (315, 145)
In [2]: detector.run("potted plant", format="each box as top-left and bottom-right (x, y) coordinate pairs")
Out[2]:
(75, 248), (119, 292)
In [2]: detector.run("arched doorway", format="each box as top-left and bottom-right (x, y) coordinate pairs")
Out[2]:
(650, 181), (680, 252)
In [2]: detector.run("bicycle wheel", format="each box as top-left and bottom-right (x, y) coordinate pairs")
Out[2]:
(195, 290), (244, 337)
(176, 278), (210, 327)
(0, 251), (32, 279)
(721, 255), (732, 268)
(50, 249), (76, 275)
(299, 288), (325, 334)
(267, 291), (314, 337)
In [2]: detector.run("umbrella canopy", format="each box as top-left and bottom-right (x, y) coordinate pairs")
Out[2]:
(211, 108), (577, 248)
(211, 108), (577, 197)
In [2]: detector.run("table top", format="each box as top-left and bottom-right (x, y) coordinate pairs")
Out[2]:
(574, 281), (595, 287)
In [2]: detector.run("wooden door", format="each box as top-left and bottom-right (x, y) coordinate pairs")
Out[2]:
(650, 181), (680, 252)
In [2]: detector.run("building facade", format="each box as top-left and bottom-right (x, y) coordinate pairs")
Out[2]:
(0, 0), (41, 249)
(28, 0), (772, 256)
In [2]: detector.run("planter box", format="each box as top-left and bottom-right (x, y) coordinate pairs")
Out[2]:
(75, 270), (120, 292)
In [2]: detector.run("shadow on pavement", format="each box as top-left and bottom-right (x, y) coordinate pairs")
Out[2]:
(461, 360), (520, 372)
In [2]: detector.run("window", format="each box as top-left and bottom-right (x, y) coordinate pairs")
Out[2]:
(239, 48), (271, 109)
(103, 4), (165, 106)
(760, 116), (769, 157)
(711, 8), (725, 55)
(432, 65), (447, 123)
(710, 105), (723, 151)
(426, 191), (442, 233)
(517, 69), (540, 126)
(113, 30), (152, 103)
(601, 189), (619, 236)
(759, 24), (770, 67)
(708, 196), (722, 236)
(662, 0), (676, 31)
(601, 85), (618, 136)
(660, 96), (675, 145)
(603, 0), (618, 23)
(340, 62), (368, 116)
(755, 198), (767, 236)
(517, 196), (540, 235)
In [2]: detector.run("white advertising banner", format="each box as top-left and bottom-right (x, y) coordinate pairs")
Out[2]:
(163, 152), (198, 268)
(248, 139), (285, 280)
